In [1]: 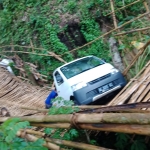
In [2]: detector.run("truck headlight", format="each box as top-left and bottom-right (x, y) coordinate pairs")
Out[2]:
(72, 82), (87, 91)
(111, 68), (119, 74)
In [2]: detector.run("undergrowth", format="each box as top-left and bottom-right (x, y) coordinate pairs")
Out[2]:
(0, 0), (147, 82)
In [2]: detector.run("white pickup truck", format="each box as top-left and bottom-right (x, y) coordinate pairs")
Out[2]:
(53, 55), (126, 105)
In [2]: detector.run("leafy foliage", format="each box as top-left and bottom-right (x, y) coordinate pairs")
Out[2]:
(0, 0), (147, 82)
(115, 133), (148, 150)
(115, 133), (130, 150)
(48, 97), (79, 115)
(0, 118), (29, 143)
(0, 118), (47, 150)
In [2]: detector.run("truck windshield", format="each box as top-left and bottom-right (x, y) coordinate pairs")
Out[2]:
(60, 56), (105, 79)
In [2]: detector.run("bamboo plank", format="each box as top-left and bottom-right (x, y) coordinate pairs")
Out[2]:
(112, 74), (149, 105)
(128, 77), (150, 103)
(142, 92), (150, 102)
(136, 84), (150, 102)
(108, 61), (150, 106)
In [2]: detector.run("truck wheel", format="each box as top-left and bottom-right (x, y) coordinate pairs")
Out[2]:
(70, 96), (78, 105)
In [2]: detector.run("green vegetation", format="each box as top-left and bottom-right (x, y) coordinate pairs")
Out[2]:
(0, 0), (150, 149)
(0, 0), (147, 82)
(0, 118), (47, 150)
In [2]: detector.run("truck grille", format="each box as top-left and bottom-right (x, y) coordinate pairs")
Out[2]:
(88, 73), (111, 85)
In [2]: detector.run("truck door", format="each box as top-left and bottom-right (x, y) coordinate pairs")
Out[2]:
(54, 71), (72, 101)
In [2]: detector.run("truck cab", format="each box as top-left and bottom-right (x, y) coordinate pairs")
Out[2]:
(53, 55), (126, 105)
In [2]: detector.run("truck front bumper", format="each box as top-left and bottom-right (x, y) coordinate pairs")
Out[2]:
(73, 72), (126, 105)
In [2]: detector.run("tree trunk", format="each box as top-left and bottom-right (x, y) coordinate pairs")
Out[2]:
(108, 37), (125, 72)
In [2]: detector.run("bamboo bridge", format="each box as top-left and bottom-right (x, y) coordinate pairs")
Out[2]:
(0, 60), (149, 116)
(0, 67), (50, 116)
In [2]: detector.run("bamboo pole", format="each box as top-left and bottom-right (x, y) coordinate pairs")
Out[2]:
(0, 50), (53, 57)
(148, 0), (150, 11)
(110, 0), (117, 28)
(18, 130), (112, 150)
(105, 0), (141, 16)
(0, 45), (46, 51)
(19, 122), (150, 136)
(48, 52), (67, 63)
(60, 12), (150, 56)
(79, 124), (150, 136)
(20, 129), (45, 136)
(17, 131), (63, 150)
(20, 123), (150, 136)
(80, 102), (150, 113)
(31, 123), (71, 128)
(1, 12), (149, 58)
(114, 27), (150, 36)
(21, 105), (150, 114)
(143, 1), (150, 18)
(46, 137), (113, 150)
(2, 113), (150, 124)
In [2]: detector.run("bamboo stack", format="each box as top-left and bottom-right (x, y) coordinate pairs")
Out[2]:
(108, 61), (150, 106)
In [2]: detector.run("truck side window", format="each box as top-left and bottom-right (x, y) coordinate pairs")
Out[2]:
(55, 71), (64, 85)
